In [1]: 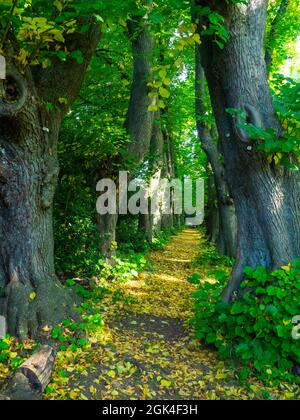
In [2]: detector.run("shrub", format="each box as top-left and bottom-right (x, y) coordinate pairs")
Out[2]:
(193, 242), (233, 268)
(189, 262), (300, 384)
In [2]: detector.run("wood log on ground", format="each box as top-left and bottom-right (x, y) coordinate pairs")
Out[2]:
(2, 345), (56, 400)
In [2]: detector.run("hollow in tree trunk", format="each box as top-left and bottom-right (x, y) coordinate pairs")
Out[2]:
(0, 24), (100, 337)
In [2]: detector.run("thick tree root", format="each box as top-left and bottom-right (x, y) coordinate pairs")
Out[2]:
(1, 279), (78, 339)
(221, 257), (246, 303)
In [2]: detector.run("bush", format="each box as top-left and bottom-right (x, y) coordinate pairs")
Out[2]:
(189, 262), (300, 384)
(53, 173), (99, 278)
(150, 227), (181, 251)
(193, 242), (233, 268)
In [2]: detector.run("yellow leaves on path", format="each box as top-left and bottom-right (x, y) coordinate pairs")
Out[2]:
(44, 230), (295, 400)
(112, 229), (200, 320)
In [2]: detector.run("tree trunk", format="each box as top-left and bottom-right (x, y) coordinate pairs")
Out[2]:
(0, 89), (73, 338)
(150, 115), (164, 235)
(160, 128), (175, 230)
(97, 4), (154, 256)
(139, 111), (165, 241)
(195, 46), (237, 258)
(205, 167), (221, 246)
(265, 0), (289, 73)
(0, 24), (100, 337)
(196, 0), (300, 302)
(125, 5), (155, 164)
(139, 213), (153, 243)
(96, 213), (118, 259)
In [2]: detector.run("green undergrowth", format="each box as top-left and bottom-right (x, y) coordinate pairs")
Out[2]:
(192, 240), (234, 269)
(1, 223), (183, 391)
(189, 253), (300, 389)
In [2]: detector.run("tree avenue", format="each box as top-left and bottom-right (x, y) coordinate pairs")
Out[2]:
(0, 0), (299, 400)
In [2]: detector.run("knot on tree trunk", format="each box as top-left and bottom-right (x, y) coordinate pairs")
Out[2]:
(0, 70), (27, 118)
(234, 103), (263, 143)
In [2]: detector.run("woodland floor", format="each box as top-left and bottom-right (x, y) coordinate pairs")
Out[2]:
(42, 229), (295, 400)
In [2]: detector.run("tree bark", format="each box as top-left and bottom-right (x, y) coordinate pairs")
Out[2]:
(138, 111), (165, 242)
(2, 345), (56, 400)
(0, 24), (101, 337)
(195, 47), (237, 258)
(125, 5), (155, 164)
(149, 112), (165, 235)
(196, 0), (300, 302)
(265, 0), (289, 73)
(139, 212), (153, 243)
(160, 126), (176, 230)
(97, 3), (154, 256)
(96, 213), (118, 259)
(195, 48), (236, 256)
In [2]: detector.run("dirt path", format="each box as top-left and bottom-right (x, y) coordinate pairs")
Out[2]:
(45, 229), (260, 400)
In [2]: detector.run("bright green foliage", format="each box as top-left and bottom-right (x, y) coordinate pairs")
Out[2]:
(193, 242), (233, 269)
(193, 5), (230, 49)
(53, 24), (132, 276)
(0, 0), (298, 397)
(0, 0), (100, 63)
(53, 1), (207, 276)
(271, 74), (300, 157)
(0, 337), (23, 368)
(189, 263), (300, 384)
(0, 0), (140, 65)
(266, 0), (300, 73)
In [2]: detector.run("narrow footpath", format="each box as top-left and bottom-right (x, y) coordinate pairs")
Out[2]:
(46, 229), (276, 400)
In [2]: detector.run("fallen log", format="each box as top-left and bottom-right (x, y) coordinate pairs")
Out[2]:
(2, 345), (56, 400)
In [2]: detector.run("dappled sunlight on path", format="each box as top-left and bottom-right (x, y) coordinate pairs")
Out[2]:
(115, 229), (201, 320)
(45, 229), (270, 400)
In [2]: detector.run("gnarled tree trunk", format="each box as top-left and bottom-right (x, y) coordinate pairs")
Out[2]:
(196, 0), (300, 302)
(0, 24), (100, 338)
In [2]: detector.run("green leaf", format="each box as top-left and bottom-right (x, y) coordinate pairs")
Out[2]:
(71, 50), (84, 65)
(54, 0), (63, 12)
(159, 87), (170, 99)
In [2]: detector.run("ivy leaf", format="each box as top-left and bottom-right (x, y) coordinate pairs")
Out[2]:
(51, 30), (65, 43)
(159, 87), (170, 99)
(148, 104), (158, 112)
